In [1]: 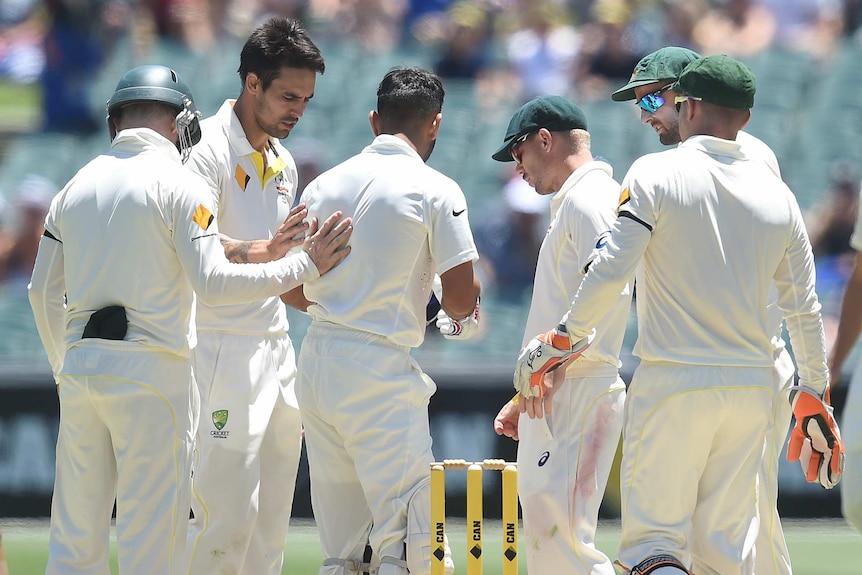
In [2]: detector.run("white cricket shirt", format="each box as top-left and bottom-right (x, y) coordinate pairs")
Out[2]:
(186, 100), (299, 334)
(301, 135), (479, 348)
(523, 161), (630, 376)
(564, 135), (827, 393)
(33, 128), (317, 361)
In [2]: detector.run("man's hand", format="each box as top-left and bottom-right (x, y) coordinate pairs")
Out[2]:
(221, 204), (309, 263)
(787, 386), (845, 489)
(436, 299), (480, 340)
(268, 203), (311, 260)
(494, 397), (520, 440)
(301, 211), (353, 275)
(519, 359), (567, 419)
(514, 324), (592, 399)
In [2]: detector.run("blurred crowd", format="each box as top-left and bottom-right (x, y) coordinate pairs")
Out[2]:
(1, 0), (860, 133)
(2, 0), (862, 365)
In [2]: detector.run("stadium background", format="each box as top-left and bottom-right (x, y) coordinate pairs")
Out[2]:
(0, 0), (861, 531)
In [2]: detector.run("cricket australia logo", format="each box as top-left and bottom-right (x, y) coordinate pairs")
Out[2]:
(211, 410), (230, 439)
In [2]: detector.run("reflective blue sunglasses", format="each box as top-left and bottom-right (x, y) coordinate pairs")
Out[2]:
(636, 84), (675, 113)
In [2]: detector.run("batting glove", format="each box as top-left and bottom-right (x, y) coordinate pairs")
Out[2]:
(513, 324), (593, 399)
(436, 298), (480, 340)
(787, 386), (844, 489)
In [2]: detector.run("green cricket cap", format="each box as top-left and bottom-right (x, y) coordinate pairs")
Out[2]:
(492, 95), (588, 162)
(672, 54), (756, 110)
(611, 46), (701, 102)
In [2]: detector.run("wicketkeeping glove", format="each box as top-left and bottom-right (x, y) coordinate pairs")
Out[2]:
(787, 386), (844, 489)
(436, 298), (480, 340)
(513, 324), (593, 399)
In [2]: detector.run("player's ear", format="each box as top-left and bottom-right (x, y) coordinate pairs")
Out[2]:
(537, 128), (551, 153)
(245, 72), (261, 96)
(368, 110), (381, 136)
(740, 109), (751, 130)
(428, 112), (442, 140)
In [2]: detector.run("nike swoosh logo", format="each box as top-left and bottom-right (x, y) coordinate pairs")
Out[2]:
(453, 209), (466, 217)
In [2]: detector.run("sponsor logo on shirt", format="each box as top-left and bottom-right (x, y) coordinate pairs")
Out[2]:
(595, 231), (610, 249)
(277, 185), (291, 204)
(235, 164), (250, 192)
(617, 187), (630, 209)
(192, 204), (214, 231)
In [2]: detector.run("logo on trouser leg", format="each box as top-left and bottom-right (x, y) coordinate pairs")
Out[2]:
(211, 410), (230, 439)
(538, 451), (550, 467)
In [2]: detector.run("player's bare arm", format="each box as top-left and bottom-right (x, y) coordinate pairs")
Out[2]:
(828, 250), (862, 382)
(301, 210), (353, 275)
(280, 285), (312, 311)
(439, 261), (480, 319)
(221, 204), (310, 263)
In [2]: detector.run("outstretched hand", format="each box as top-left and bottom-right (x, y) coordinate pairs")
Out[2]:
(268, 203), (310, 260)
(302, 211), (353, 275)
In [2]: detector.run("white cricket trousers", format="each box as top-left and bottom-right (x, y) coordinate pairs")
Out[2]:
(517, 369), (625, 575)
(47, 343), (197, 575)
(754, 349), (794, 575)
(617, 362), (773, 575)
(296, 322), (436, 574)
(841, 358), (862, 534)
(188, 331), (303, 575)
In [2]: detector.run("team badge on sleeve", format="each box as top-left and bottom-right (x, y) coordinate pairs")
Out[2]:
(192, 204), (214, 231)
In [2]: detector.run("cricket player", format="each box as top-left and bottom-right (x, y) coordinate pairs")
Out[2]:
(184, 17), (327, 575)
(826, 182), (862, 535)
(491, 95), (629, 574)
(27, 64), (352, 575)
(292, 67), (480, 575)
(611, 46), (795, 575)
(514, 55), (844, 575)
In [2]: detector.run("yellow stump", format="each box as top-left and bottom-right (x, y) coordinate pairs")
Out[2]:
(466, 464), (483, 575)
(431, 464), (446, 575)
(501, 464), (518, 575)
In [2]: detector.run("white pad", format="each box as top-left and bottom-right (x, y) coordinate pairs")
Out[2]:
(405, 481), (454, 574)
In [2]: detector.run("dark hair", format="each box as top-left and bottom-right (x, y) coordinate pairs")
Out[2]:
(376, 67), (445, 130)
(238, 17), (325, 90)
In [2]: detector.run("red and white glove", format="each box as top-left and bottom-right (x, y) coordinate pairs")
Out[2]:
(436, 298), (480, 340)
(513, 324), (593, 399)
(787, 386), (844, 489)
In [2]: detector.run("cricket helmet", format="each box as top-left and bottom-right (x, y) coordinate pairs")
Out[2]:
(106, 65), (202, 160)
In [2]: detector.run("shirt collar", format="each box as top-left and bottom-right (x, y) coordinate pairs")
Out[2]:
(363, 134), (424, 161)
(111, 128), (181, 162)
(549, 160), (614, 218)
(679, 134), (746, 161)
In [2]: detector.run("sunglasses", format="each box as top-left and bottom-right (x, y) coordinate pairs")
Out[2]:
(636, 84), (675, 113)
(510, 131), (535, 163)
(674, 94), (703, 112)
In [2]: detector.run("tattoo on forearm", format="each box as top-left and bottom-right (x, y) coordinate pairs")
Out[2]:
(222, 238), (253, 263)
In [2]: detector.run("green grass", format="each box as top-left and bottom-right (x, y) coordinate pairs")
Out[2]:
(0, 81), (41, 132)
(3, 518), (861, 574)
